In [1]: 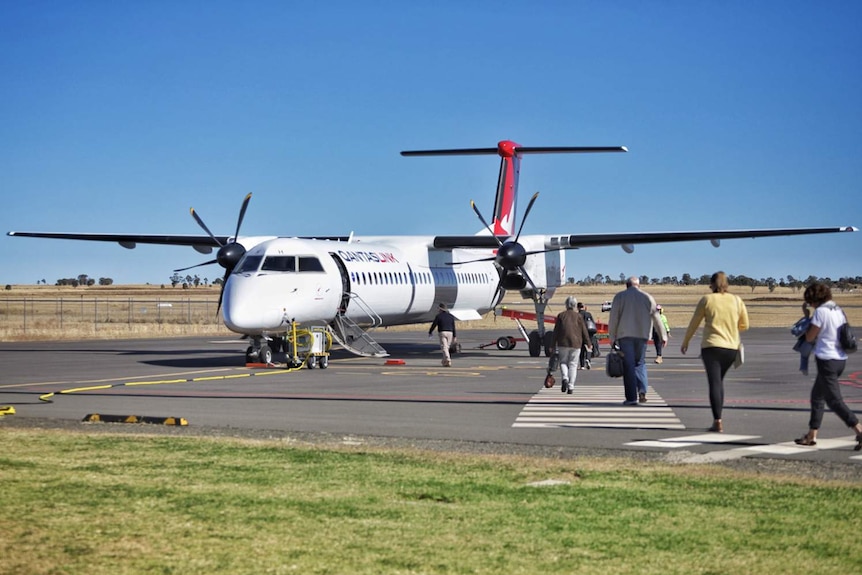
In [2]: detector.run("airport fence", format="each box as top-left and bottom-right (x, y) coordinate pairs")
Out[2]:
(0, 296), (224, 336)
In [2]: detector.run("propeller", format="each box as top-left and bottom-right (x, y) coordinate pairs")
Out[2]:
(174, 193), (252, 313)
(454, 192), (543, 300)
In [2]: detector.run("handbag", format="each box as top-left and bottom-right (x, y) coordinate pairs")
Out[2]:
(605, 348), (624, 378)
(544, 350), (560, 388)
(733, 296), (745, 368)
(584, 316), (598, 335)
(733, 342), (744, 368)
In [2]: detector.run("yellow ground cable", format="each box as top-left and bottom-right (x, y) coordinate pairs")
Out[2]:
(0, 406), (16, 416)
(37, 367), (287, 403)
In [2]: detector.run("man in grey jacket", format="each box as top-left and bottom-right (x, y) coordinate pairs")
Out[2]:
(608, 277), (667, 405)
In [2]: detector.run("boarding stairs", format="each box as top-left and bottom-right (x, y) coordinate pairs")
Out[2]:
(328, 293), (389, 357)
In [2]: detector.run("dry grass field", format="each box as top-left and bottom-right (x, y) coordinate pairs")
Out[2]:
(1, 283), (860, 342)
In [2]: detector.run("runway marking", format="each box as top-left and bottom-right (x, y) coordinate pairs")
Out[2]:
(512, 385), (685, 430)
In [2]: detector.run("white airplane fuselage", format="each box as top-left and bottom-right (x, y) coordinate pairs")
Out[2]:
(221, 236), (528, 336)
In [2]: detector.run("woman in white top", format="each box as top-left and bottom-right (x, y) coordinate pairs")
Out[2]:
(794, 282), (862, 449)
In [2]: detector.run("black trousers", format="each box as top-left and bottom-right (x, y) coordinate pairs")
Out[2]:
(700, 347), (737, 420)
(809, 357), (858, 430)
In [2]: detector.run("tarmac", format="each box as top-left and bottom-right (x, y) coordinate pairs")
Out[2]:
(1, 327), (861, 480)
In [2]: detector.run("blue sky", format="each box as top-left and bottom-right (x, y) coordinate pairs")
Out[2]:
(2, 1), (860, 286)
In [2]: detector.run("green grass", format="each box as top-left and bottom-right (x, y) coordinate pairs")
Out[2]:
(1, 428), (860, 575)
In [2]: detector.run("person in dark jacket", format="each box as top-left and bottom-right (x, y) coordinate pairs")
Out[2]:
(429, 303), (457, 367)
(577, 302), (597, 370)
(553, 296), (592, 394)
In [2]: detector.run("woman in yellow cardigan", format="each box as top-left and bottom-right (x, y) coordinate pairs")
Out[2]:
(680, 271), (749, 433)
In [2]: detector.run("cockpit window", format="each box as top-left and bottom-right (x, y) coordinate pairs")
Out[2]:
(298, 257), (324, 272)
(235, 255), (263, 274)
(261, 256), (296, 272)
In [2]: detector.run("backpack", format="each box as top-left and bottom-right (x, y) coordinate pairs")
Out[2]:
(839, 322), (857, 354)
(829, 303), (856, 354)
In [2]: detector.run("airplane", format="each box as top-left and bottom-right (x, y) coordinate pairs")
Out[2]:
(8, 140), (858, 365)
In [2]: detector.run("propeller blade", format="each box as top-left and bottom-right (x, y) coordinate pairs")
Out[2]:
(173, 259), (218, 272)
(518, 266), (539, 293)
(513, 192), (539, 243)
(470, 201), (503, 247)
(217, 268), (230, 315)
(232, 193), (252, 242)
(445, 255), (497, 266)
(190, 208), (224, 247)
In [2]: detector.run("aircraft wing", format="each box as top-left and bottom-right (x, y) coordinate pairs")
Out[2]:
(6, 232), (228, 252)
(432, 225), (858, 250)
(5, 232), (350, 250)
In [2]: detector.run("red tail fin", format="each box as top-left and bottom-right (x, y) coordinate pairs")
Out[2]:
(491, 140), (521, 236)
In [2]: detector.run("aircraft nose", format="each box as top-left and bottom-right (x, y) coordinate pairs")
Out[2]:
(221, 278), (288, 332)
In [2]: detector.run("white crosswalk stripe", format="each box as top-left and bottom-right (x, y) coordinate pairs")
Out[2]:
(513, 385), (685, 429)
(626, 434), (862, 463)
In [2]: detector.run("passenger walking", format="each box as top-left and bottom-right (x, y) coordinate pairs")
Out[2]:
(429, 303), (457, 367)
(608, 277), (667, 405)
(793, 282), (862, 449)
(553, 296), (592, 394)
(680, 271), (749, 433)
(653, 305), (670, 363)
(577, 302), (597, 370)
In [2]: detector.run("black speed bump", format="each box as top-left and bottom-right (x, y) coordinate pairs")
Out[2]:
(83, 414), (188, 426)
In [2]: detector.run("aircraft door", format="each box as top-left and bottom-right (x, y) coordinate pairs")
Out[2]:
(329, 253), (351, 314)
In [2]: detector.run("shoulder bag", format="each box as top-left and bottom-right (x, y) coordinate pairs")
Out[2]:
(733, 296), (745, 368)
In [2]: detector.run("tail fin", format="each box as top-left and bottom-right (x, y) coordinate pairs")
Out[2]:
(401, 141), (627, 236)
(491, 141), (520, 236)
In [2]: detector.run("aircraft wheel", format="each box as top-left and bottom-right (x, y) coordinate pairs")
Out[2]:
(496, 337), (510, 350)
(543, 332), (555, 357)
(259, 344), (273, 364)
(507, 336), (517, 350)
(318, 356), (329, 369)
(528, 331), (541, 357)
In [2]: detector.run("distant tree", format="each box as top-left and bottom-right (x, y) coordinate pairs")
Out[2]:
(681, 273), (693, 286)
(77, 274), (89, 286)
(193, 275), (201, 287)
(640, 275), (649, 286)
(98, 277), (113, 286)
(5, 285), (11, 291)
(170, 273), (182, 287)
